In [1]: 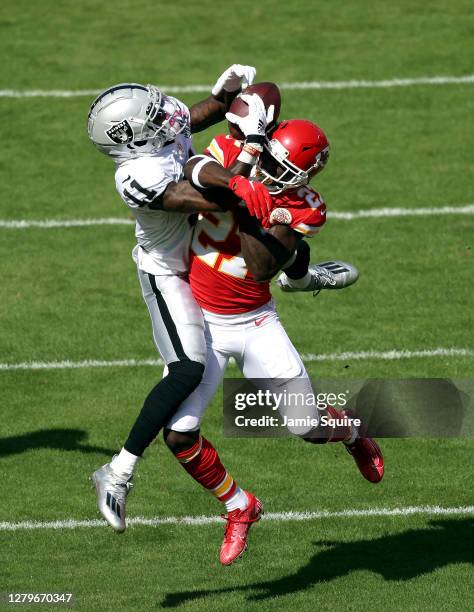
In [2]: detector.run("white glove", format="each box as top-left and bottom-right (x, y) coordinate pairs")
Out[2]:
(225, 93), (275, 139)
(211, 64), (256, 96)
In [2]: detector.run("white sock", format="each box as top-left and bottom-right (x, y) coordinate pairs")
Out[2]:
(224, 487), (249, 512)
(285, 271), (312, 289)
(110, 448), (140, 480)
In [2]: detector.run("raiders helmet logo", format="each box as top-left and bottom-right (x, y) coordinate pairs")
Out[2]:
(106, 120), (134, 144)
(269, 207), (292, 225)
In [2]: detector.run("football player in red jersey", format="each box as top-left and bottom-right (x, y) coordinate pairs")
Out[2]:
(160, 106), (384, 565)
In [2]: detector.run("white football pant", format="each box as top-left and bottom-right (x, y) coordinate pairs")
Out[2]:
(167, 300), (318, 435)
(137, 269), (206, 366)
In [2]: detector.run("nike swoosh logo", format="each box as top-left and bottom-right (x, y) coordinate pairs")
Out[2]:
(255, 315), (269, 327)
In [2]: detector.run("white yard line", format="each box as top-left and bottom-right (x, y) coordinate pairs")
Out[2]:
(280, 75), (474, 90)
(0, 218), (135, 229)
(1, 204), (473, 229)
(0, 218), (134, 229)
(0, 358), (164, 371)
(1, 74), (473, 98)
(301, 348), (474, 362)
(0, 505), (472, 531)
(1, 348), (473, 372)
(330, 204), (474, 220)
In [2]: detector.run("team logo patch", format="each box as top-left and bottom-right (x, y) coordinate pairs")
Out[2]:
(106, 120), (134, 144)
(269, 207), (292, 225)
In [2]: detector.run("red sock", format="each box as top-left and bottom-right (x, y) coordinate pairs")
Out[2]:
(325, 406), (354, 442)
(175, 435), (238, 503)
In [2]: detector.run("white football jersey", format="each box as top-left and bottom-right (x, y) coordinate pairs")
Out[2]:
(115, 131), (194, 276)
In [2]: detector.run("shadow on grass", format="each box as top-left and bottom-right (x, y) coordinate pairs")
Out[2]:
(0, 428), (114, 457)
(161, 518), (473, 607)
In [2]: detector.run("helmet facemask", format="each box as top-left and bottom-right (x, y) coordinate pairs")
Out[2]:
(256, 135), (330, 194)
(141, 87), (189, 148)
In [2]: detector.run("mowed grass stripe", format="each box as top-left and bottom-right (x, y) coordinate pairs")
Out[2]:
(1, 74), (474, 98)
(1, 505), (473, 531)
(1, 204), (473, 228)
(1, 348), (473, 371)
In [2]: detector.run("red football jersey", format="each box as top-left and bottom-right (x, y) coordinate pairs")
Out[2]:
(189, 134), (327, 314)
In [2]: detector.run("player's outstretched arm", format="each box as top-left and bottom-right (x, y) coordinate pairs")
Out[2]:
(189, 94), (231, 133)
(186, 91), (271, 185)
(237, 209), (302, 281)
(160, 180), (236, 213)
(190, 64), (256, 133)
(184, 155), (252, 187)
(184, 155), (272, 219)
(187, 91), (272, 215)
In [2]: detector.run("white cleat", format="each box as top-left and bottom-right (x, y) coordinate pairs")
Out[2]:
(91, 461), (133, 532)
(277, 260), (359, 294)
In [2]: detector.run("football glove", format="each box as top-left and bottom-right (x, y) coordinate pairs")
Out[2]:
(226, 94), (275, 145)
(211, 64), (256, 96)
(229, 175), (272, 219)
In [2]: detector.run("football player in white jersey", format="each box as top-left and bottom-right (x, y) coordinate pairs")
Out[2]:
(87, 66), (274, 532)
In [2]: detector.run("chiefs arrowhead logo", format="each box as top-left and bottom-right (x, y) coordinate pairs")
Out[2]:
(269, 207), (292, 225)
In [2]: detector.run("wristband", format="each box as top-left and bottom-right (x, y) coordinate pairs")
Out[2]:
(191, 156), (217, 189)
(245, 134), (265, 147)
(237, 150), (257, 165)
(243, 143), (262, 156)
(237, 144), (261, 166)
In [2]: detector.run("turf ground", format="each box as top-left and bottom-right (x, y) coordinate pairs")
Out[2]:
(0, 0), (473, 610)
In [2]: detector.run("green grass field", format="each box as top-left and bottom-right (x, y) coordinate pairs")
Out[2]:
(0, 1), (473, 610)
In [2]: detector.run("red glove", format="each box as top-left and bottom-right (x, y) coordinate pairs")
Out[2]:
(228, 175), (272, 219)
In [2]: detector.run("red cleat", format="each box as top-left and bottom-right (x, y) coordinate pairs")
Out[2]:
(219, 492), (262, 565)
(345, 436), (384, 483)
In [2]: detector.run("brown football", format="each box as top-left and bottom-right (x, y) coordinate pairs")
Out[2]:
(227, 81), (281, 140)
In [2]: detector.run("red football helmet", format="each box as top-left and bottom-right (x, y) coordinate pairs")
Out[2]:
(256, 119), (330, 193)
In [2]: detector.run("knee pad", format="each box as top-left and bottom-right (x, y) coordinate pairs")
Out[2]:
(168, 359), (205, 392)
(164, 428), (200, 454)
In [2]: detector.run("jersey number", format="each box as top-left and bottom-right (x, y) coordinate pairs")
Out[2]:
(194, 213), (248, 280)
(297, 186), (320, 207)
(123, 178), (163, 210)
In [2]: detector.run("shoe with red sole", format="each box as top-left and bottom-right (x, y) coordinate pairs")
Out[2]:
(219, 492), (262, 565)
(345, 436), (384, 483)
